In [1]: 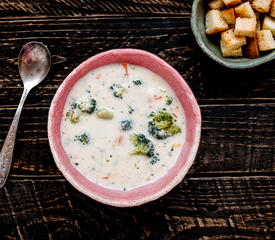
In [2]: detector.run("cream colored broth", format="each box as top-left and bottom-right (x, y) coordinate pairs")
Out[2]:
(61, 63), (186, 191)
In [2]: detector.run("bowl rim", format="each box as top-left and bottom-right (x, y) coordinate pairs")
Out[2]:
(48, 48), (201, 207)
(191, 0), (275, 69)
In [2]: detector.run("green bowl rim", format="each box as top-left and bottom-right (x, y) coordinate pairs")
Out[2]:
(191, 0), (275, 69)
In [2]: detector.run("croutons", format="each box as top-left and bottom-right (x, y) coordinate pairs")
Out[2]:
(244, 37), (260, 58)
(205, 10), (229, 34)
(220, 40), (243, 57)
(270, 0), (275, 18)
(221, 29), (247, 49)
(204, 0), (275, 58)
(222, 8), (236, 25)
(209, 0), (225, 10)
(235, 2), (256, 18)
(234, 17), (257, 37)
(251, 0), (273, 13)
(262, 15), (275, 36)
(256, 30), (275, 51)
(222, 0), (242, 8)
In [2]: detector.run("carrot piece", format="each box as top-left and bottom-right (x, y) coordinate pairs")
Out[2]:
(154, 96), (162, 100)
(172, 113), (178, 118)
(117, 135), (123, 145)
(175, 144), (181, 147)
(103, 176), (109, 180)
(96, 73), (101, 80)
(122, 62), (128, 75)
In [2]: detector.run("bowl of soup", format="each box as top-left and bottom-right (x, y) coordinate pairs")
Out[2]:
(48, 49), (201, 207)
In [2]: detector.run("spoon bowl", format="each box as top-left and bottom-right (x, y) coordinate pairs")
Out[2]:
(18, 42), (51, 87)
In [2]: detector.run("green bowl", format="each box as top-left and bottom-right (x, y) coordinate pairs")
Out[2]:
(191, 0), (275, 69)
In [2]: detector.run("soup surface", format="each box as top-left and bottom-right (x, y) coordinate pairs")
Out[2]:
(61, 63), (186, 191)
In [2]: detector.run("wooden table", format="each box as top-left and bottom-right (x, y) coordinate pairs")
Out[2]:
(0, 1), (274, 239)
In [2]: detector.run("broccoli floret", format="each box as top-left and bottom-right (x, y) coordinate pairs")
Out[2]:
(130, 134), (155, 157)
(110, 83), (126, 99)
(71, 102), (78, 109)
(133, 80), (143, 86)
(67, 97), (96, 123)
(148, 110), (181, 139)
(74, 132), (90, 145)
(148, 123), (169, 139)
(166, 96), (173, 105)
(66, 109), (80, 124)
(129, 134), (160, 165)
(78, 97), (96, 114)
(120, 120), (133, 131)
(128, 105), (134, 114)
(150, 155), (160, 165)
(168, 124), (182, 136)
(70, 111), (80, 123)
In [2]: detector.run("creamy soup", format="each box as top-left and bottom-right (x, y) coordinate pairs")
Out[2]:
(61, 63), (186, 191)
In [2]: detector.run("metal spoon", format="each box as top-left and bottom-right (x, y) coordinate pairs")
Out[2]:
(0, 42), (51, 188)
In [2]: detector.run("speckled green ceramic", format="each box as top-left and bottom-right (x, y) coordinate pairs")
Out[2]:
(191, 0), (275, 69)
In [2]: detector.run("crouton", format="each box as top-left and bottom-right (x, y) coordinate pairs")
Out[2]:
(235, 2), (256, 18)
(220, 40), (243, 56)
(205, 10), (229, 34)
(251, 0), (273, 13)
(222, 0), (242, 7)
(262, 15), (275, 36)
(234, 17), (257, 37)
(244, 37), (260, 58)
(222, 8), (236, 25)
(271, 0), (275, 18)
(209, 0), (225, 10)
(256, 30), (275, 50)
(221, 29), (247, 49)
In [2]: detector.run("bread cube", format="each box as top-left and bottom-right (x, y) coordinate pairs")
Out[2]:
(209, 0), (225, 10)
(262, 15), (275, 36)
(235, 2), (256, 18)
(222, 8), (236, 25)
(221, 29), (247, 49)
(244, 37), (260, 58)
(234, 17), (257, 37)
(222, 0), (242, 7)
(220, 40), (243, 57)
(205, 10), (229, 34)
(256, 30), (275, 51)
(270, 0), (275, 18)
(251, 0), (273, 13)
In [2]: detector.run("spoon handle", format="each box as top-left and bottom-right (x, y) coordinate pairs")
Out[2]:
(0, 88), (29, 188)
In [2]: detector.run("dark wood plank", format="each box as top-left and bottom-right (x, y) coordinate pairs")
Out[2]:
(0, 0), (193, 17)
(0, 16), (274, 107)
(0, 104), (274, 176)
(0, 177), (273, 239)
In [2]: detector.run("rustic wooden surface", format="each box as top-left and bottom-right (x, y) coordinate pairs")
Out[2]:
(0, 0), (274, 239)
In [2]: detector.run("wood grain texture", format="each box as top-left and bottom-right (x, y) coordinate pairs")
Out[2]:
(0, 104), (274, 176)
(0, 0), (192, 16)
(0, 16), (274, 107)
(0, 177), (273, 239)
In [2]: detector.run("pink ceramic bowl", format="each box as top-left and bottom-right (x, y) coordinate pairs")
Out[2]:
(48, 49), (201, 207)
